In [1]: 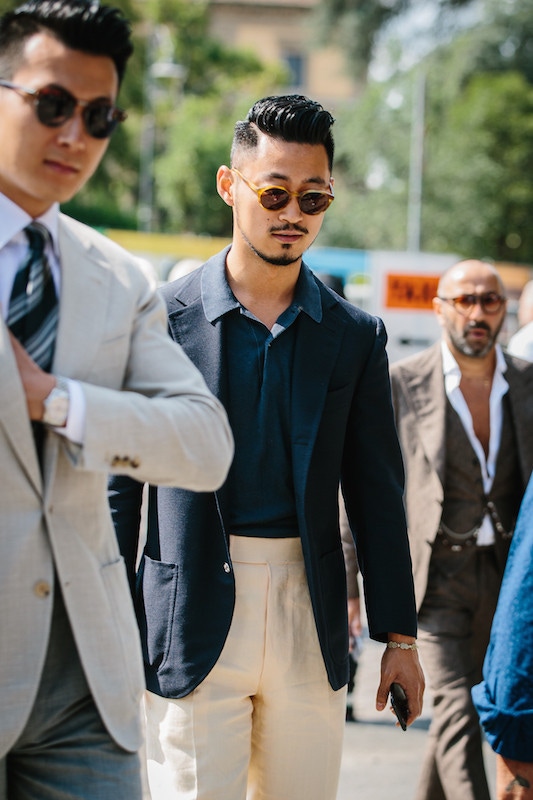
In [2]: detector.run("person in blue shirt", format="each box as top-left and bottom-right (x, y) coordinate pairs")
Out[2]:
(473, 473), (533, 799)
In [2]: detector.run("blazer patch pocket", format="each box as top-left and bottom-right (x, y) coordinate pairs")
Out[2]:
(138, 555), (178, 671)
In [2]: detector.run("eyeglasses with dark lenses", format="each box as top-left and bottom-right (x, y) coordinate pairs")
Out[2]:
(438, 292), (506, 315)
(232, 168), (334, 215)
(0, 80), (127, 139)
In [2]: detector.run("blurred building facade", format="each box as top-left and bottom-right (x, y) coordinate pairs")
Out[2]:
(207, 0), (359, 105)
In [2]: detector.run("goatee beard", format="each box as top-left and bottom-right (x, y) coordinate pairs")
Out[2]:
(241, 231), (302, 267)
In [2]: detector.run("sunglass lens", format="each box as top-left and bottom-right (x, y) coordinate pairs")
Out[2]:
(259, 188), (291, 211)
(83, 103), (117, 139)
(37, 87), (75, 126)
(454, 295), (475, 313)
(300, 192), (331, 215)
(482, 293), (503, 313)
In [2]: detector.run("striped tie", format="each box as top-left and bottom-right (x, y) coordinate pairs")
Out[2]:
(7, 222), (58, 372)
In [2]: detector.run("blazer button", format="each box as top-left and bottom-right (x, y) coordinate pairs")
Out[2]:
(34, 580), (51, 598)
(223, 562), (231, 573)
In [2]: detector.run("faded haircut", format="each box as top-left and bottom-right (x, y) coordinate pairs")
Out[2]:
(231, 94), (335, 171)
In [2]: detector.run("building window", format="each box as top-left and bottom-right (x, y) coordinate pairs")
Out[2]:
(284, 53), (306, 88)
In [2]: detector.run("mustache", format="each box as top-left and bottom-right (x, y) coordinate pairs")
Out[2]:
(465, 321), (491, 333)
(270, 223), (309, 235)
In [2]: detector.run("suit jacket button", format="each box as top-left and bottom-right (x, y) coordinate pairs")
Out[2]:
(223, 562), (231, 573)
(34, 580), (51, 598)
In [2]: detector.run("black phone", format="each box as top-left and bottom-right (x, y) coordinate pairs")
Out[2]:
(390, 682), (409, 731)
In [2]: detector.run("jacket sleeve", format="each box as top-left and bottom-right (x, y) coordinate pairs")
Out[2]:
(63, 254), (234, 491)
(341, 316), (417, 641)
(472, 474), (533, 762)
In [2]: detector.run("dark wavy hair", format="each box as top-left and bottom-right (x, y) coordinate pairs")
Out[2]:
(0, 0), (133, 84)
(231, 94), (335, 171)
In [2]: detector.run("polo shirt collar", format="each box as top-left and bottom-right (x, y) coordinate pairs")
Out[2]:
(201, 253), (322, 325)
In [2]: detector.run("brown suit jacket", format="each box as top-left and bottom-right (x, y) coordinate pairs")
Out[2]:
(390, 342), (533, 610)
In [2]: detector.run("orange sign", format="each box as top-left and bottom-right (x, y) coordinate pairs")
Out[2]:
(385, 273), (440, 310)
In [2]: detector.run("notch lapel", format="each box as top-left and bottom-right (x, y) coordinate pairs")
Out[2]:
(291, 307), (344, 496)
(0, 319), (42, 493)
(403, 345), (446, 485)
(53, 221), (111, 380)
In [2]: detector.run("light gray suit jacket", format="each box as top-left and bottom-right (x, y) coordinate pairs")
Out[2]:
(0, 214), (233, 756)
(390, 342), (533, 610)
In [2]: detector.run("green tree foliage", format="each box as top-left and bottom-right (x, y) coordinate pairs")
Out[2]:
(317, 0), (533, 263)
(321, 67), (533, 263)
(423, 71), (533, 261)
(315, 0), (476, 77)
(319, 80), (413, 250)
(470, 0), (533, 85)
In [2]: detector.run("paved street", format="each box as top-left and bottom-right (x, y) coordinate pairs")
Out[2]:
(337, 635), (497, 799)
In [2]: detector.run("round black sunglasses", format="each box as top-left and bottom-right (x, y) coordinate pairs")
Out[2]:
(0, 80), (127, 139)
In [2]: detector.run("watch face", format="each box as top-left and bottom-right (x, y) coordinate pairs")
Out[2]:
(43, 383), (69, 427)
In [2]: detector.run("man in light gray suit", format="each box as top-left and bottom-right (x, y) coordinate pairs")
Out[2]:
(391, 259), (533, 800)
(0, 2), (233, 798)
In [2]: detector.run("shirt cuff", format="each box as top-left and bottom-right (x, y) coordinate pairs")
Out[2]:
(54, 378), (85, 445)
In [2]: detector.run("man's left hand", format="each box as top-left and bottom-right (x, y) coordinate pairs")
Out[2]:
(375, 639), (425, 727)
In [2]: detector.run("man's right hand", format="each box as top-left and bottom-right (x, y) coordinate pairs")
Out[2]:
(9, 332), (55, 420)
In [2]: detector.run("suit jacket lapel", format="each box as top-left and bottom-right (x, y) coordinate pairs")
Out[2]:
(291, 293), (344, 498)
(405, 344), (446, 485)
(53, 219), (111, 380)
(165, 271), (230, 519)
(0, 318), (42, 493)
(166, 296), (225, 401)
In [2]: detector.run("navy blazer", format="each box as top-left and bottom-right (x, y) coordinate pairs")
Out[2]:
(110, 250), (417, 699)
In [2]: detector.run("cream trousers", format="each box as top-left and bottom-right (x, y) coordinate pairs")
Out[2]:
(144, 536), (346, 800)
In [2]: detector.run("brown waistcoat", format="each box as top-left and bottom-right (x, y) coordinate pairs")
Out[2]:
(440, 393), (522, 566)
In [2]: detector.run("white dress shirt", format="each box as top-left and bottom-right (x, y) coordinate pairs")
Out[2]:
(441, 340), (509, 545)
(0, 192), (84, 443)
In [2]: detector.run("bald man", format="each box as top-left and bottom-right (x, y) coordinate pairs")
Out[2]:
(390, 260), (533, 800)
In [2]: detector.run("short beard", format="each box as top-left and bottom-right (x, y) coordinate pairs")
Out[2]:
(448, 321), (502, 358)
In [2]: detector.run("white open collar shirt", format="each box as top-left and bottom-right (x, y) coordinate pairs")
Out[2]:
(441, 340), (509, 545)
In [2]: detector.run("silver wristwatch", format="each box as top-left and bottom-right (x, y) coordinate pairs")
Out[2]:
(42, 377), (70, 427)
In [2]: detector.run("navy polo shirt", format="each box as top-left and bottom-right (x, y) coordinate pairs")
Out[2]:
(202, 257), (322, 537)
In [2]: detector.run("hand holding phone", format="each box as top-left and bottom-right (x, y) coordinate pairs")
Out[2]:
(390, 682), (409, 731)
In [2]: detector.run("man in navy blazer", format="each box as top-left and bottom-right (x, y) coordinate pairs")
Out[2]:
(110, 94), (424, 800)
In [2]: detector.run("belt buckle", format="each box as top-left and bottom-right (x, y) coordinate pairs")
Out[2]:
(437, 522), (479, 552)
